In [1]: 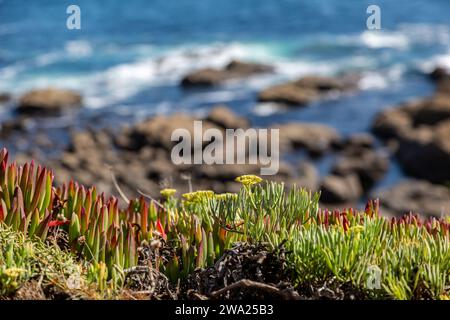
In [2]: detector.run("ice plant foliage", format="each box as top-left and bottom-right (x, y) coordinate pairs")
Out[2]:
(0, 148), (449, 299)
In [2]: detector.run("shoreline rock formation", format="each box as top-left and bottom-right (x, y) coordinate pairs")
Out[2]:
(181, 60), (273, 87)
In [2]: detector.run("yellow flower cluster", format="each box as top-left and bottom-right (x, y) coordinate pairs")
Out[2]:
(160, 188), (177, 198)
(235, 175), (263, 186)
(215, 193), (238, 201)
(348, 225), (365, 234)
(3, 267), (26, 279)
(183, 190), (215, 203)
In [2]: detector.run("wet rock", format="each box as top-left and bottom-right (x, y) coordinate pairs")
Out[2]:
(258, 83), (319, 106)
(258, 75), (356, 107)
(412, 95), (450, 125)
(274, 122), (341, 156)
(372, 102), (417, 139)
(120, 108), (261, 153)
(120, 113), (216, 151)
(295, 76), (353, 91)
(438, 79), (450, 94)
(181, 68), (228, 87)
(295, 161), (319, 191)
(0, 93), (11, 103)
(320, 174), (363, 203)
(17, 88), (82, 116)
(225, 60), (273, 75)
(373, 180), (450, 218)
(0, 117), (32, 137)
(396, 120), (450, 183)
(206, 105), (249, 129)
(332, 150), (389, 192)
(429, 67), (449, 82)
(181, 60), (273, 87)
(342, 133), (375, 150)
(69, 130), (98, 152)
(372, 96), (450, 184)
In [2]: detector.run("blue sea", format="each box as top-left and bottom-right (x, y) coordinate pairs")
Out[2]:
(1, 0), (450, 189)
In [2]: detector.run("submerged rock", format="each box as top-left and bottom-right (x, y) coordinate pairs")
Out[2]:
(17, 88), (82, 116)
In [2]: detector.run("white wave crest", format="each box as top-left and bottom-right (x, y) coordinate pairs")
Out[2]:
(359, 31), (409, 49)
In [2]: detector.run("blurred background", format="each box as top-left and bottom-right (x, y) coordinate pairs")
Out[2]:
(1, 0), (450, 218)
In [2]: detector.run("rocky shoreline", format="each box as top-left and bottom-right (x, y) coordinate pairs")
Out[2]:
(1, 61), (450, 218)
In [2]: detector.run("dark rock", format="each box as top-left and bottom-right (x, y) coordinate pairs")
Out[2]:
(0, 117), (32, 137)
(181, 68), (228, 87)
(372, 102), (416, 139)
(332, 150), (389, 192)
(258, 75), (356, 107)
(0, 93), (11, 103)
(295, 161), (319, 191)
(274, 122), (341, 156)
(372, 96), (450, 184)
(343, 133), (375, 150)
(294, 76), (353, 92)
(373, 180), (450, 218)
(412, 95), (450, 125)
(438, 79), (450, 94)
(121, 113), (216, 151)
(258, 83), (319, 106)
(320, 174), (363, 203)
(17, 88), (82, 116)
(206, 105), (249, 129)
(429, 67), (449, 82)
(225, 60), (273, 75)
(181, 60), (273, 87)
(396, 120), (450, 183)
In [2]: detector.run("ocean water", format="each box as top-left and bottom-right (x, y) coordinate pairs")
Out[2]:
(1, 0), (450, 188)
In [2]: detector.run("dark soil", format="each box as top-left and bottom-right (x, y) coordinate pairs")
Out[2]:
(122, 240), (373, 300)
(183, 242), (299, 300)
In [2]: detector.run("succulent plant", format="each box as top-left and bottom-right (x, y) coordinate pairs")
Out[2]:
(1, 149), (449, 299)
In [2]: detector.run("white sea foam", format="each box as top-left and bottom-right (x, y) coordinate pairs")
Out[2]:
(359, 72), (388, 90)
(359, 31), (409, 49)
(65, 40), (93, 57)
(419, 52), (450, 73)
(358, 64), (405, 90)
(252, 103), (285, 116)
(80, 42), (278, 108)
